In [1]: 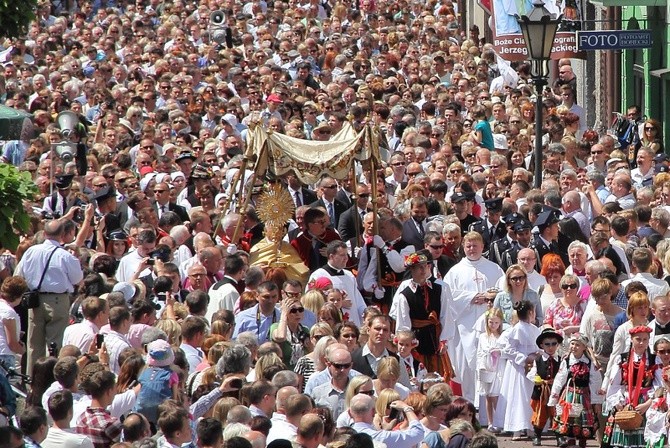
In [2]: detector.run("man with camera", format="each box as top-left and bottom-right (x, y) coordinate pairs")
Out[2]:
(15, 218), (84, 375)
(116, 229), (157, 282)
(350, 394), (424, 448)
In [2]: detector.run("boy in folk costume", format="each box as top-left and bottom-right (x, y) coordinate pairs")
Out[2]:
(527, 327), (563, 446)
(390, 249), (453, 381)
(548, 333), (602, 448)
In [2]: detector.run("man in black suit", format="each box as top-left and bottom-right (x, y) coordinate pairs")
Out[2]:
(337, 183), (370, 248)
(401, 196), (429, 249)
(424, 231), (456, 280)
(284, 172), (317, 208)
(351, 315), (397, 378)
(310, 175), (347, 229)
(153, 181), (189, 223)
(335, 174), (355, 209)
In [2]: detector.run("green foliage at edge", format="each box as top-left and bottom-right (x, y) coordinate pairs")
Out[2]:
(0, 0), (38, 40)
(0, 164), (37, 250)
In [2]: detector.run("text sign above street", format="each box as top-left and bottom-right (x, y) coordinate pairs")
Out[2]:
(576, 30), (653, 51)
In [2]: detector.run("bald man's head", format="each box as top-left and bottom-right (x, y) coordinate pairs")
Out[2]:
(276, 386), (300, 411)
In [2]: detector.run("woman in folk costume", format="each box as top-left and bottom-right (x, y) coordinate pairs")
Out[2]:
(604, 325), (663, 448)
(645, 365), (670, 448)
(547, 333), (602, 448)
(390, 249), (453, 381)
(496, 300), (541, 440)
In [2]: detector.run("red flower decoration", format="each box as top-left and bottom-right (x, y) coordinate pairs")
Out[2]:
(570, 362), (590, 377)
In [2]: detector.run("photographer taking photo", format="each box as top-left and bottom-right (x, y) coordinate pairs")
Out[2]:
(351, 394), (424, 448)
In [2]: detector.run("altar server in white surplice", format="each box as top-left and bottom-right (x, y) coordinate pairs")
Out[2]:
(443, 231), (505, 403)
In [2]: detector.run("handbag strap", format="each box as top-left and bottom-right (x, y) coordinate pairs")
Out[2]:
(36, 247), (59, 292)
(569, 377), (577, 404)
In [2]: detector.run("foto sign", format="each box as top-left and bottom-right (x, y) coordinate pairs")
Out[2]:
(576, 30), (652, 51)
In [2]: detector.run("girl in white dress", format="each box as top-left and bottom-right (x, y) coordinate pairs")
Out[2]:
(497, 300), (541, 440)
(477, 307), (505, 431)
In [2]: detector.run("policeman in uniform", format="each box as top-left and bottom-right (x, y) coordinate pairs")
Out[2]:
(501, 218), (533, 271)
(531, 208), (568, 270)
(489, 212), (522, 268)
(469, 197), (507, 253)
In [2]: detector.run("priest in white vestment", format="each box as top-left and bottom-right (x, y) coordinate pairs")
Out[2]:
(443, 231), (505, 403)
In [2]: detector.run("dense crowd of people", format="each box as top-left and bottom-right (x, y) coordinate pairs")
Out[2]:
(0, 0), (670, 448)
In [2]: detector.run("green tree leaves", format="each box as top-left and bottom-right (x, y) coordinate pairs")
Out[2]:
(0, 164), (37, 250)
(0, 0), (37, 40)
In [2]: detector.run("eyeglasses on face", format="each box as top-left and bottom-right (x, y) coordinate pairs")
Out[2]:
(330, 362), (352, 369)
(561, 283), (578, 290)
(543, 341), (559, 347)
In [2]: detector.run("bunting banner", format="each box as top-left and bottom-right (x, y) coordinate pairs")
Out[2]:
(489, 0), (586, 61)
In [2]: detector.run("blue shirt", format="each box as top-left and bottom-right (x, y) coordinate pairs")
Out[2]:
(352, 420), (424, 448)
(233, 305), (280, 344)
(304, 366), (362, 395)
(233, 305), (316, 344)
(1, 140), (28, 166)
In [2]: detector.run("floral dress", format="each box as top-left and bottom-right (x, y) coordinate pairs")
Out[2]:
(548, 354), (602, 439)
(604, 350), (662, 448)
(543, 297), (587, 335)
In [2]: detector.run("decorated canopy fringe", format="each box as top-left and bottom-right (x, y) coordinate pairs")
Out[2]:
(248, 122), (380, 184)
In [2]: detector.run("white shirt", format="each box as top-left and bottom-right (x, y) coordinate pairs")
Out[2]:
(104, 330), (132, 375)
(206, 278), (239, 321)
(631, 166), (654, 189)
(62, 320), (99, 355)
(267, 413), (297, 444)
(622, 272), (670, 303)
(308, 266), (366, 326)
(115, 250), (149, 282)
(173, 244), (193, 270)
(42, 426), (94, 448)
(390, 279), (450, 343)
(0, 299), (20, 356)
(14, 239), (83, 293)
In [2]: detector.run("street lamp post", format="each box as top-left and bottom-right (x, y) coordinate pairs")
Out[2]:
(517, 1), (562, 188)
